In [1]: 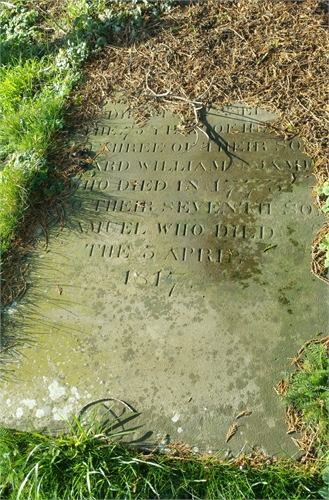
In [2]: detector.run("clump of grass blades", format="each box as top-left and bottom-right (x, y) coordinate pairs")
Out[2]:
(0, 59), (72, 158)
(0, 413), (324, 500)
(281, 339), (329, 459)
(0, 152), (47, 255)
(0, 58), (74, 257)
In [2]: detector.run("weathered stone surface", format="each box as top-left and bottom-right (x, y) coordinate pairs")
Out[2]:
(1, 103), (327, 456)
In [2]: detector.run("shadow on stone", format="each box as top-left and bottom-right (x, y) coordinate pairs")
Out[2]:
(77, 398), (154, 446)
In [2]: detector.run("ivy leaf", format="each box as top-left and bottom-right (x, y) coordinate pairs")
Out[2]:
(318, 487), (329, 500)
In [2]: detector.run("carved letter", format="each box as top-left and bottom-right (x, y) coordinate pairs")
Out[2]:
(157, 223), (172, 234)
(182, 247), (195, 261)
(191, 224), (204, 236)
(118, 245), (130, 258)
(259, 203), (271, 215)
(215, 224), (227, 237)
(276, 140), (286, 151)
(118, 180), (130, 191)
(290, 140), (301, 151)
(153, 143), (164, 153)
(91, 221), (102, 233)
(86, 243), (95, 257)
(165, 248), (178, 261)
(155, 180), (167, 191)
(178, 201), (190, 213)
(300, 204), (312, 215)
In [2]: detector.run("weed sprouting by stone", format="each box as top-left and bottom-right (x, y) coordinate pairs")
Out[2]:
(280, 341), (329, 459)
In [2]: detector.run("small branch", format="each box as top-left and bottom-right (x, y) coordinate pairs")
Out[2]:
(225, 27), (245, 41)
(295, 97), (322, 123)
(195, 75), (216, 101)
(145, 74), (171, 98)
(144, 74), (215, 143)
(196, 125), (210, 142)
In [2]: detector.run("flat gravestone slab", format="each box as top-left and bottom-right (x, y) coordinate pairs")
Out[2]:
(1, 103), (327, 456)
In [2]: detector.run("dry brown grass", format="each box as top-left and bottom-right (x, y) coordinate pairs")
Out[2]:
(71, 0), (328, 174)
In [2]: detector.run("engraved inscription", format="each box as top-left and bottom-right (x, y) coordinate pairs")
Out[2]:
(124, 270), (185, 297)
(104, 142), (165, 154)
(86, 243), (131, 258)
(164, 247), (223, 263)
(79, 221), (145, 235)
(87, 198), (271, 215)
(70, 103), (314, 285)
(136, 159), (310, 172)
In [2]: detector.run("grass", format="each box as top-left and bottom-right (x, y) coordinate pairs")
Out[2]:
(0, 152), (45, 254)
(0, 1), (328, 496)
(279, 338), (329, 460)
(0, 411), (326, 500)
(0, 0), (112, 255)
(0, 55), (75, 253)
(0, 59), (72, 156)
(0, 5), (79, 255)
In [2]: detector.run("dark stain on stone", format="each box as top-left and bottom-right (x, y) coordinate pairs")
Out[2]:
(289, 238), (299, 247)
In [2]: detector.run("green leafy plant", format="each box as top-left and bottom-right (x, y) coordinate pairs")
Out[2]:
(43, 178), (65, 197)
(281, 342), (328, 458)
(319, 233), (329, 268)
(318, 466), (329, 500)
(0, 0), (176, 260)
(0, 11), (78, 258)
(317, 181), (329, 213)
(316, 178), (329, 269)
(0, 4), (42, 64)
